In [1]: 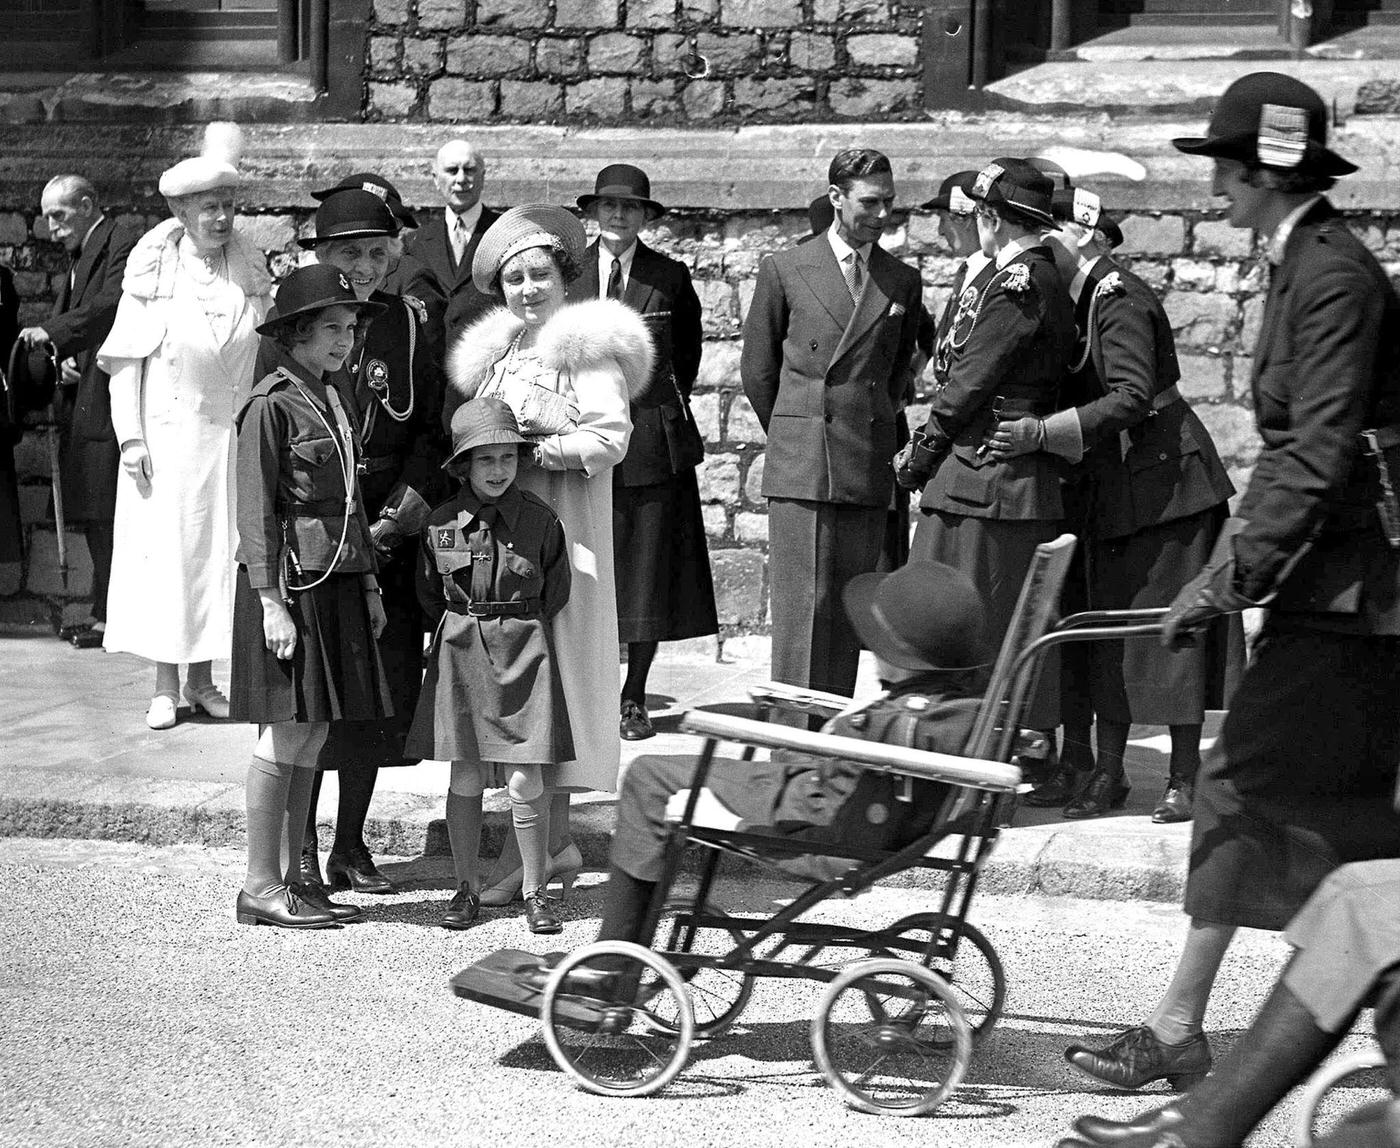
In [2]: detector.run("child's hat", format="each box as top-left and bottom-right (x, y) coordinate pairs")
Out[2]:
(444, 396), (528, 468)
(255, 264), (385, 336)
(843, 561), (990, 672)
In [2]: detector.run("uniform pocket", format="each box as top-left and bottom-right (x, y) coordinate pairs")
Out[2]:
(290, 435), (337, 469)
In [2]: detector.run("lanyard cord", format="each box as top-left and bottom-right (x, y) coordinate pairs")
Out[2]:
(361, 301), (416, 424)
(281, 371), (356, 593)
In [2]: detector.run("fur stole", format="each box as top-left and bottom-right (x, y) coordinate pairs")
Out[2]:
(447, 297), (655, 410)
(122, 217), (272, 302)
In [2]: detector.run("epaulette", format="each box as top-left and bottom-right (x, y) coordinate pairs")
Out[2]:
(1094, 271), (1125, 299)
(1001, 262), (1032, 295)
(249, 366), (297, 398)
(403, 294), (429, 327)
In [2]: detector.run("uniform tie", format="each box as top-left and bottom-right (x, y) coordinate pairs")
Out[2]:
(606, 255), (624, 300)
(450, 212), (469, 267)
(468, 504), (498, 604)
(844, 250), (865, 303)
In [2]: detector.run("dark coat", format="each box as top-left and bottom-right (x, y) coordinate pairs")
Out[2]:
(0, 265), (19, 563)
(918, 244), (1077, 520)
(566, 239), (704, 487)
(741, 237), (923, 507)
(47, 216), (141, 521)
(1234, 199), (1400, 633)
(1065, 257), (1234, 540)
(393, 206), (501, 358)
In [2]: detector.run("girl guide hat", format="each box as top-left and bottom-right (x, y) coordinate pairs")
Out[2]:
(298, 188), (401, 249)
(1051, 186), (1124, 249)
(843, 561), (990, 673)
(471, 203), (588, 295)
(1172, 71), (1356, 177)
(255, 263), (385, 336)
(921, 170), (981, 215)
(158, 121), (243, 198)
(444, 396), (528, 468)
(311, 172), (419, 229)
(576, 163), (666, 220)
(968, 158), (1056, 229)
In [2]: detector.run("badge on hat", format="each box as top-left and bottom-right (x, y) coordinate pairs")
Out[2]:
(361, 182), (389, 200)
(1071, 188), (1102, 229)
(365, 359), (390, 391)
(972, 163), (1005, 200)
(948, 186), (976, 216)
(1257, 103), (1309, 169)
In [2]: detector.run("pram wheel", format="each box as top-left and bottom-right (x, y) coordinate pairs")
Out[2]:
(652, 898), (755, 1038)
(1292, 1047), (1389, 1147)
(873, 914), (1005, 1042)
(540, 941), (694, 1097)
(812, 957), (972, 1117)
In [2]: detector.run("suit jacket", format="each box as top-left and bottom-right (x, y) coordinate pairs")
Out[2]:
(918, 244), (1076, 521)
(46, 216), (141, 444)
(1062, 257), (1234, 540)
(741, 237), (922, 507)
(393, 206), (501, 359)
(1233, 199), (1400, 633)
(566, 239), (704, 486)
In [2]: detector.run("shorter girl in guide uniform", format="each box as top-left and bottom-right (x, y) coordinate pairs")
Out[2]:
(230, 264), (393, 929)
(407, 396), (573, 935)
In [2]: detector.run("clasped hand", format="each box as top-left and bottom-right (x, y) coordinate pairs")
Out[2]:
(985, 417), (1041, 460)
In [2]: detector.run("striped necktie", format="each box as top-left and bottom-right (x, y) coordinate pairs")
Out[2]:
(844, 250), (864, 303)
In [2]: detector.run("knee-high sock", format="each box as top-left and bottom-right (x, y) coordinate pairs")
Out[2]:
(446, 791), (484, 890)
(333, 762), (379, 855)
(245, 755), (293, 896)
(513, 792), (551, 896)
(282, 766), (317, 885)
(596, 870), (657, 947)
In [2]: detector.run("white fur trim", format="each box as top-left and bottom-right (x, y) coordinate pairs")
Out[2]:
(122, 217), (271, 301)
(445, 306), (526, 406)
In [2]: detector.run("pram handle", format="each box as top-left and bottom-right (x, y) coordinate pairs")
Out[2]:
(679, 710), (1023, 794)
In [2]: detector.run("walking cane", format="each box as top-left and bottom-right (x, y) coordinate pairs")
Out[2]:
(43, 347), (69, 591)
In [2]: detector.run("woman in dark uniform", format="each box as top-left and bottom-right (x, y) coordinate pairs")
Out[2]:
(570, 164), (717, 741)
(293, 187), (445, 892)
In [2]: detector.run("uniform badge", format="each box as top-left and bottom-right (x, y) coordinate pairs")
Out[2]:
(1095, 271), (1125, 298)
(1071, 188), (1102, 229)
(1002, 263), (1031, 294)
(1257, 102), (1308, 169)
(436, 528), (458, 549)
(365, 359), (390, 392)
(403, 294), (429, 327)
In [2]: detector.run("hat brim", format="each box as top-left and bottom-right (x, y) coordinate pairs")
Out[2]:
(443, 430), (529, 468)
(1172, 132), (1358, 176)
(842, 572), (982, 673)
(577, 192), (666, 220)
(298, 224), (400, 250)
(255, 297), (386, 336)
(6, 341), (57, 408)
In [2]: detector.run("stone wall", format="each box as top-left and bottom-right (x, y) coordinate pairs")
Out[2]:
(365, 0), (925, 125)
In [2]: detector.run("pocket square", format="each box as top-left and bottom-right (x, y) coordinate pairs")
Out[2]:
(889, 302), (907, 316)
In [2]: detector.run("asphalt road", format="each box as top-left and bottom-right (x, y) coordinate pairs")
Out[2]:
(0, 839), (1383, 1148)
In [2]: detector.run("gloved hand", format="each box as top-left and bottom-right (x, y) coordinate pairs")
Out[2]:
(369, 515), (405, 559)
(987, 416), (1043, 460)
(1161, 552), (1257, 650)
(893, 428), (946, 491)
(120, 439), (152, 496)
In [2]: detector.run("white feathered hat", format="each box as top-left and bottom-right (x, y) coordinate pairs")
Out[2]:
(158, 122), (244, 198)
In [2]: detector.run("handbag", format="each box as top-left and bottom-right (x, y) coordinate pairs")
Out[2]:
(481, 338), (579, 437)
(664, 380), (706, 471)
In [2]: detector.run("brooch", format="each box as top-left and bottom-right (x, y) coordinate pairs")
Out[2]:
(365, 359), (390, 392)
(404, 294), (429, 327)
(1002, 263), (1031, 294)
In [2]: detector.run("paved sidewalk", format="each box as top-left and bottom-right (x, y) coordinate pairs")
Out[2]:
(0, 628), (1203, 902)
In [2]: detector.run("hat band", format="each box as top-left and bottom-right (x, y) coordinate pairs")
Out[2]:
(317, 219), (395, 239)
(1071, 188), (1102, 229)
(870, 600), (961, 669)
(948, 186), (976, 216)
(1257, 102), (1310, 169)
(498, 229), (567, 272)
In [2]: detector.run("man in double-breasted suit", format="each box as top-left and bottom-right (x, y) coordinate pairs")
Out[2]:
(393, 138), (501, 358)
(17, 176), (139, 647)
(742, 148), (923, 699)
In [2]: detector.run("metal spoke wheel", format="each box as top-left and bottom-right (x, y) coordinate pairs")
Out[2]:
(811, 957), (973, 1116)
(539, 941), (694, 1097)
(1292, 1047), (1389, 1147)
(648, 898), (756, 1038)
(872, 913), (1006, 1042)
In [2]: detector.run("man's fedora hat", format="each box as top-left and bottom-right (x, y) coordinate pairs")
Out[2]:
(311, 172), (419, 229)
(444, 396), (529, 468)
(255, 264), (386, 336)
(297, 188), (401, 250)
(807, 193), (836, 236)
(921, 170), (981, 215)
(1172, 71), (1356, 177)
(577, 164), (666, 220)
(5, 340), (58, 415)
(844, 561), (990, 673)
(968, 158), (1056, 228)
(1051, 187), (1124, 249)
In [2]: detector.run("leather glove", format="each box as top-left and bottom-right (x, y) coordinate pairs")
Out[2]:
(893, 427), (946, 491)
(987, 416), (1042, 460)
(1161, 519), (1258, 649)
(369, 516), (406, 559)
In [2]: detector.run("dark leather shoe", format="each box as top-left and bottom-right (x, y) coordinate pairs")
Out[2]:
(1074, 1105), (1184, 1143)
(1024, 765), (1090, 807)
(299, 839), (324, 888)
(1066, 1026), (1211, 1091)
(441, 884), (481, 930)
(515, 953), (620, 998)
(291, 881), (364, 922)
(325, 848), (395, 894)
(235, 886), (339, 929)
(1152, 783), (1193, 824)
(524, 890), (562, 934)
(70, 627), (105, 649)
(1064, 770), (1131, 820)
(59, 621), (92, 641)
(619, 699), (655, 741)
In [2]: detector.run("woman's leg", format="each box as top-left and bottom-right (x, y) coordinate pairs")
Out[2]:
(1064, 718), (1131, 819)
(154, 661), (180, 698)
(621, 641), (658, 706)
(244, 721), (316, 896)
(482, 789), (572, 888)
(1153, 723), (1203, 823)
(1144, 918), (1237, 1042)
(509, 765), (550, 896)
(185, 660), (214, 691)
(332, 762), (379, 858)
(446, 761), (486, 892)
(282, 723), (328, 885)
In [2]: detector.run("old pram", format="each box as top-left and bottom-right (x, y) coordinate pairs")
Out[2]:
(451, 534), (1169, 1115)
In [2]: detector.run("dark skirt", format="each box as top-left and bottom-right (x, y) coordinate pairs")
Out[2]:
(1184, 623), (1400, 931)
(613, 470), (719, 643)
(1088, 506), (1241, 724)
(229, 566), (393, 726)
(316, 549), (423, 770)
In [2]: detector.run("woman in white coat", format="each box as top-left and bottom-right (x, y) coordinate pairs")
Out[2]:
(97, 127), (272, 729)
(445, 204), (651, 905)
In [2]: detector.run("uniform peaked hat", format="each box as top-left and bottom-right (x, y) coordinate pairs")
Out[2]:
(311, 172), (418, 229)
(1051, 187), (1124, 249)
(968, 158), (1056, 228)
(577, 163), (666, 219)
(471, 203), (588, 295)
(921, 169), (981, 215)
(1172, 71), (1356, 176)
(444, 396), (529, 467)
(255, 263), (386, 335)
(844, 561), (990, 673)
(298, 188), (401, 249)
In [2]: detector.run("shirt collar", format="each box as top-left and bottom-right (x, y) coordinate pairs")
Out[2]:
(450, 202), (484, 234)
(1266, 195), (1323, 266)
(1069, 254), (1106, 305)
(78, 215), (105, 256)
(995, 233), (1043, 270)
(961, 250), (991, 281)
(827, 224), (871, 265)
(599, 240), (638, 294)
(460, 479), (523, 531)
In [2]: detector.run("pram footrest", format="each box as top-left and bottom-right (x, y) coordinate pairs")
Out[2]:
(451, 948), (611, 1030)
